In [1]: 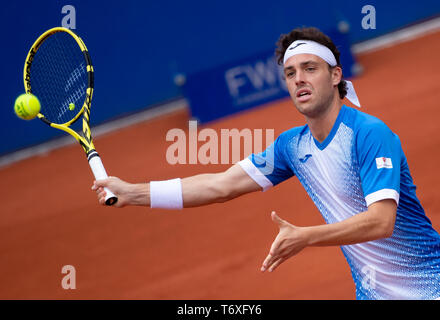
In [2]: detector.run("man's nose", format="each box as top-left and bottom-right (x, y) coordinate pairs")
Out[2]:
(294, 70), (306, 85)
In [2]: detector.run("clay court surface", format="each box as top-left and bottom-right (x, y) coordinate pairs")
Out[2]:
(1, 31), (440, 300)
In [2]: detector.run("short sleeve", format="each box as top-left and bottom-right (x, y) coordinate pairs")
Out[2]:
(238, 133), (294, 191)
(356, 121), (401, 206)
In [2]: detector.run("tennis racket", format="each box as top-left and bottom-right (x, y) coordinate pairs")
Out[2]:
(23, 27), (117, 206)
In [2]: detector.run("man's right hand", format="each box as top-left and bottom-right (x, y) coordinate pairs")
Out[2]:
(92, 177), (149, 207)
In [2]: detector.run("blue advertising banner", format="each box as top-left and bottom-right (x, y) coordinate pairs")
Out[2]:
(183, 50), (288, 123)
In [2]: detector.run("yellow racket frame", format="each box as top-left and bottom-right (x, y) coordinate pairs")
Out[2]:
(23, 27), (96, 155)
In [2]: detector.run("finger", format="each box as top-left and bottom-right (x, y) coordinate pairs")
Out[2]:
(270, 240), (281, 257)
(98, 189), (107, 199)
(261, 253), (277, 272)
(271, 211), (285, 226)
(268, 257), (286, 272)
(94, 187), (104, 195)
(92, 178), (110, 190)
(98, 194), (106, 205)
(92, 187), (104, 194)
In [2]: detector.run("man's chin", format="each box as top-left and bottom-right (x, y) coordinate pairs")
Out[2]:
(294, 100), (314, 114)
(294, 101), (326, 118)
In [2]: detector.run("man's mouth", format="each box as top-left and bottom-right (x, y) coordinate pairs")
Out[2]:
(296, 88), (312, 102)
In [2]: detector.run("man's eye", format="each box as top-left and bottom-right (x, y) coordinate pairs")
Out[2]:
(306, 67), (315, 72)
(286, 71), (295, 78)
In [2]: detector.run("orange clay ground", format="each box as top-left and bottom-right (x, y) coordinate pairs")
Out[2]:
(1, 31), (439, 299)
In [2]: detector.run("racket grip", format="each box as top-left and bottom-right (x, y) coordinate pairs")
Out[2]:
(88, 153), (118, 206)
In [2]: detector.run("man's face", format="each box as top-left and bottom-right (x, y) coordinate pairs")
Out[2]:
(283, 53), (341, 118)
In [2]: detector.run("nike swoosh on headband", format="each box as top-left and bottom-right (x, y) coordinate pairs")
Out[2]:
(289, 42), (306, 50)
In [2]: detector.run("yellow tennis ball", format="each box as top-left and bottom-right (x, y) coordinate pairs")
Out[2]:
(69, 103), (75, 111)
(14, 93), (41, 120)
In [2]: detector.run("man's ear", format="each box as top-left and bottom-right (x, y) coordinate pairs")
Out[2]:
(331, 66), (343, 86)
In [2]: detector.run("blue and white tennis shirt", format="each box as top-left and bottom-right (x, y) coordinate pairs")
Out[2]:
(239, 105), (440, 299)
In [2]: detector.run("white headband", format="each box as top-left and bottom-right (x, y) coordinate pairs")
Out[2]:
(283, 40), (361, 108)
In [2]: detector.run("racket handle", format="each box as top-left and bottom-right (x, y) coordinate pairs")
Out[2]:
(88, 153), (118, 206)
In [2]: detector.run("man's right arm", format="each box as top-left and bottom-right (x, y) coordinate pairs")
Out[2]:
(92, 162), (262, 208)
(181, 162), (262, 207)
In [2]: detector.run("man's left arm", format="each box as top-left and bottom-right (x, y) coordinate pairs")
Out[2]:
(305, 199), (397, 245)
(261, 199), (397, 272)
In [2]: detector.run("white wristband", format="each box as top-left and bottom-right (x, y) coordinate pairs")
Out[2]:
(150, 178), (183, 209)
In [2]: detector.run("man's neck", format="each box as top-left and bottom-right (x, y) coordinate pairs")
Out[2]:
(306, 99), (343, 144)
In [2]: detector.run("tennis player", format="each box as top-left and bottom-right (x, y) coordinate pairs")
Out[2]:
(92, 27), (440, 300)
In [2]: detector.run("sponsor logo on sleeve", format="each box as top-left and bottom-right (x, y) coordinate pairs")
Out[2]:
(376, 157), (393, 169)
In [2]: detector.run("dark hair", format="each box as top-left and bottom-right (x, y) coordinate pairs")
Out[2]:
(276, 27), (347, 99)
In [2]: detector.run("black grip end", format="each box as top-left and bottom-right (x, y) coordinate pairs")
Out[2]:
(105, 197), (118, 206)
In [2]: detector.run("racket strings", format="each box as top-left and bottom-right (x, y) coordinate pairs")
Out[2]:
(29, 32), (88, 125)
